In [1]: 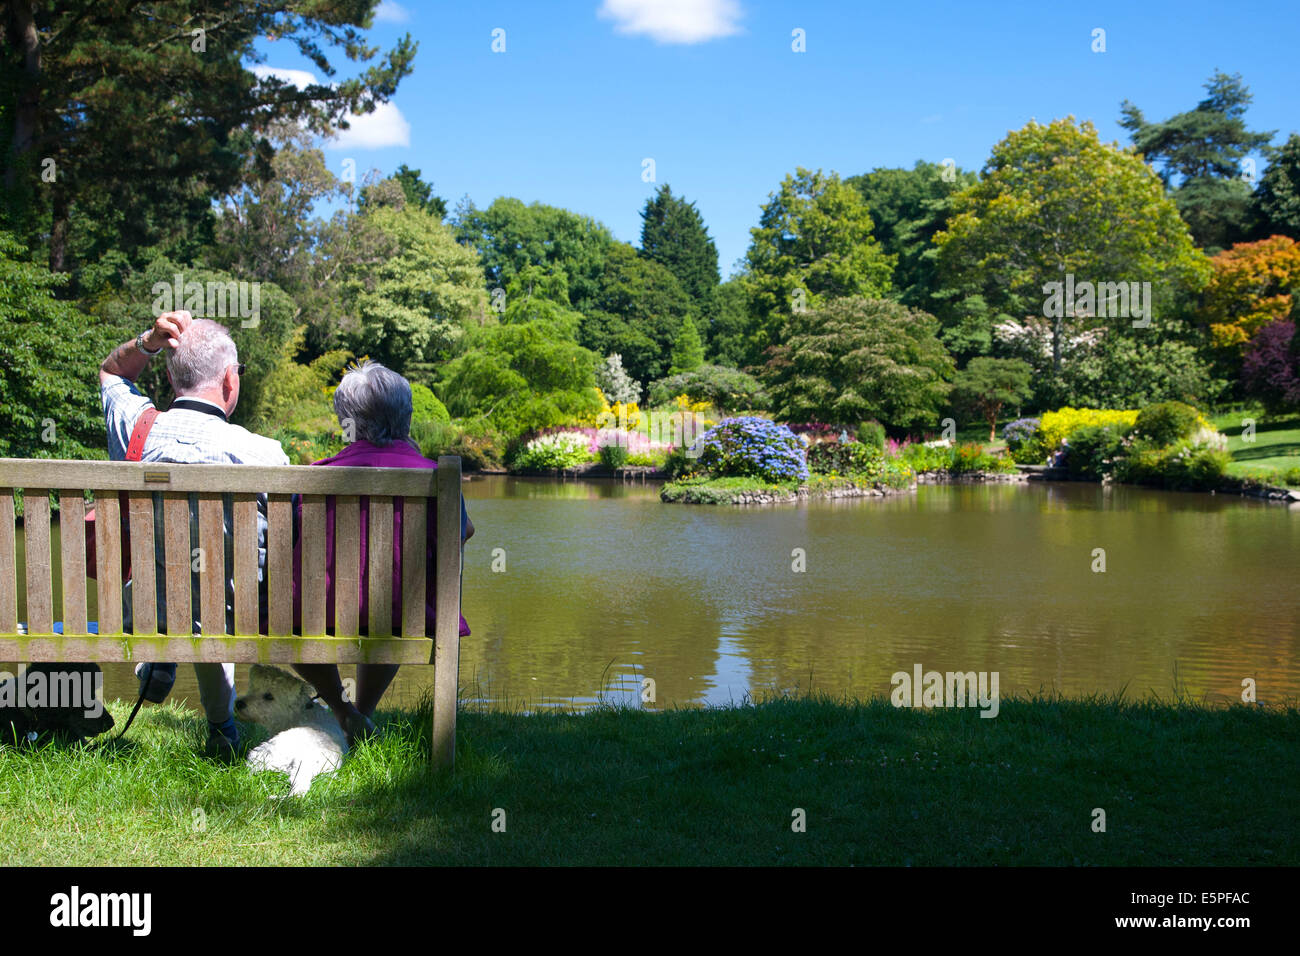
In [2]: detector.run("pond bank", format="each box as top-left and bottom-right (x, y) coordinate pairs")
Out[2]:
(4, 693), (1295, 865)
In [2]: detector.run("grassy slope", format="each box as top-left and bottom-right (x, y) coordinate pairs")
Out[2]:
(3, 694), (1296, 866)
(1211, 409), (1300, 483)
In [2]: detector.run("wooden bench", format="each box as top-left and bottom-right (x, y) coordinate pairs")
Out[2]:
(0, 456), (464, 767)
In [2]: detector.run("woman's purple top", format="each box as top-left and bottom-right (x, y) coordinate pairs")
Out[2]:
(292, 438), (471, 636)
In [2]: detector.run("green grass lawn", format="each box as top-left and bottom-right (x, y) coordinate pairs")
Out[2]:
(1211, 408), (1300, 485)
(3, 693), (1296, 866)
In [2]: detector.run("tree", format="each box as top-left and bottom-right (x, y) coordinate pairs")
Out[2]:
(1, 1), (415, 274)
(580, 242), (694, 384)
(744, 168), (895, 362)
(1200, 235), (1300, 350)
(706, 277), (754, 367)
(846, 160), (978, 318)
(1241, 320), (1300, 414)
(388, 164), (447, 220)
(0, 232), (118, 458)
(343, 202), (487, 378)
(1252, 132), (1300, 240)
(596, 353), (641, 405)
(437, 323), (603, 435)
(950, 358), (1034, 441)
(669, 316), (705, 375)
(762, 298), (954, 428)
(455, 197), (616, 311)
(1120, 72), (1274, 250)
(639, 184), (719, 311)
(935, 117), (1209, 378)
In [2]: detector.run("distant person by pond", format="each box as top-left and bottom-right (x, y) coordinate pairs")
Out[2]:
(292, 360), (473, 746)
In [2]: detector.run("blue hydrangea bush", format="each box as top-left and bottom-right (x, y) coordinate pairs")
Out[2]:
(697, 417), (809, 483)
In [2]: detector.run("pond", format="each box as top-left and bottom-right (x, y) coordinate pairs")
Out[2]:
(7, 478), (1299, 713)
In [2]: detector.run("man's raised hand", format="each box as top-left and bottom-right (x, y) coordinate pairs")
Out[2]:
(149, 310), (192, 352)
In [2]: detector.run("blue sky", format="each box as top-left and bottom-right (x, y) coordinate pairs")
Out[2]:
(258, 0), (1300, 277)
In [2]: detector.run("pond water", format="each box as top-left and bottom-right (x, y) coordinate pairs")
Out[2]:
(8, 479), (1300, 713)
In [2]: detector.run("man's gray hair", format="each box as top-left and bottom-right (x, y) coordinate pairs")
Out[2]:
(333, 360), (413, 447)
(166, 319), (238, 394)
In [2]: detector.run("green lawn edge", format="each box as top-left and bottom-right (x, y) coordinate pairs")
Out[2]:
(4, 693), (1296, 866)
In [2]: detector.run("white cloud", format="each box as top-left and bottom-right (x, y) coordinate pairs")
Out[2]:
(597, 0), (742, 44)
(329, 100), (411, 149)
(252, 65), (320, 89)
(373, 1), (411, 24)
(252, 66), (410, 149)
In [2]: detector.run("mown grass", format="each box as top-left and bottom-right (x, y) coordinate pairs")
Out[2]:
(1212, 408), (1300, 485)
(2, 692), (1296, 866)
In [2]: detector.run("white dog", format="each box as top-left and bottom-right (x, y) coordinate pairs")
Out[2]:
(235, 665), (347, 796)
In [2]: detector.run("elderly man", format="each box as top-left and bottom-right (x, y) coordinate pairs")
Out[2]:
(99, 311), (288, 758)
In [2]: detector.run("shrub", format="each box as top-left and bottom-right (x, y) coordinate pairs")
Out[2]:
(807, 440), (885, 479)
(451, 418), (507, 470)
(950, 443), (1017, 474)
(1133, 401), (1202, 447)
(647, 365), (769, 413)
(599, 443), (629, 469)
(1153, 443), (1232, 491)
(512, 431), (592, 469)
(856, 420), (886, 450)
(1002, 417), (1043, 464)
(662, 445), (700, 480)
(899, 441), (954, 473)
(1241, 320), (1300, 415)
(1064, 425), (1128, 480)
(411, 383), (451, 425)
(878, 457), (917, 489)
(697, 417), (809, 483)
(1038, 408), (1138, 450)
(409, 419), (460, 459)
(625, 450), (668, 468)
(787, 423), (842, 444)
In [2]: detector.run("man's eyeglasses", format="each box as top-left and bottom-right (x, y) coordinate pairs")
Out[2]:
(230, 363), (246, 376)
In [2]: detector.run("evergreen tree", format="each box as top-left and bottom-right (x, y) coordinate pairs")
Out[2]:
(639, 184), (720, 311)
(1120, 72), (1274, 250)
(1252, 133), (1300, 240)
(1, 1), (415, 275)
(669, 316), (705, 375)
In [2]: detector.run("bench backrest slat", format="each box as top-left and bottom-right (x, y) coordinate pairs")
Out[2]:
(57, 493), (88, 635)
(23, 491), (53, 635)
(163, 493), (192, 637)
(93, 492), (124, 634)
(232, 494), (259, 636)
(401, 497), (427, 638)
(0, 492), (17, 633)
(266, 495), (293, 637)
(198, 495), (227, 637)
(300, 495), (327, 636)
(127, 493), (157, 634)
(334, 496), (361, 637)
(367, 496), (395, 639)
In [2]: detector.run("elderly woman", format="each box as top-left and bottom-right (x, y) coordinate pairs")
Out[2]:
(291, 360), (472, 745)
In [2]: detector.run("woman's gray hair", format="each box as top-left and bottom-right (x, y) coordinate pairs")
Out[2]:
(333, 359), (413, 447)
(166, 319), (238, 394)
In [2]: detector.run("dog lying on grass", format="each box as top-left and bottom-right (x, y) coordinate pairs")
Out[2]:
(235, 665), (347, 796)
(0, 663), (114, 746)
